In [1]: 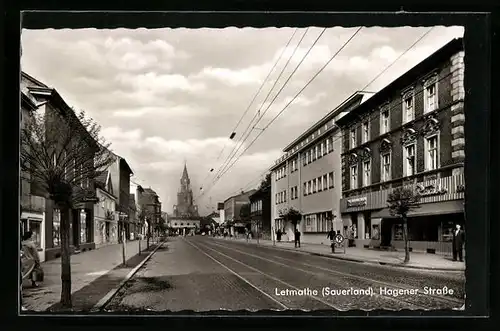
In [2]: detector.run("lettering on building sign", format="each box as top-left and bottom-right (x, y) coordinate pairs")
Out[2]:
(346, 197), (367, 208)
(456, 185), (465, 193)
(416, 184), (448, 197)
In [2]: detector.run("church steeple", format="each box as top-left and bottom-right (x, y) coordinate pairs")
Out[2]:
(182, 161), (189, 181)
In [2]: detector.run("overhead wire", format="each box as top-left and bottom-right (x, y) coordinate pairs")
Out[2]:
(207, 27), (436, 199)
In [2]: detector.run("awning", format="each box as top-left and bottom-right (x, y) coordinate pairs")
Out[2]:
(372, 200), (464, 219)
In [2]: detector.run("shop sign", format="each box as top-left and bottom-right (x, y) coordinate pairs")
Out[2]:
(416, 183), (447, 197)
(346, 197), (367, 208)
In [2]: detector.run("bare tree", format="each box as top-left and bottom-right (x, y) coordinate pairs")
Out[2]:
(21, 106), (115, 309)
(387, 186), (421, 263)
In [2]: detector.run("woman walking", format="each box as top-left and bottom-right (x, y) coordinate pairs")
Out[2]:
(21, 231), (42, 288)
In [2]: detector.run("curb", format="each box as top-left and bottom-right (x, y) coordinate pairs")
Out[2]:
(90, 241), (164, 312)
(212, 237), (465, 272)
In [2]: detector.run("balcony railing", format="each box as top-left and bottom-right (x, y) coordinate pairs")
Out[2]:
(21, 194), (45, 213)
(340, 172), (465, 213)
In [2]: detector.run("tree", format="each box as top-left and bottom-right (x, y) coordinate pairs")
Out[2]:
(21, 106), (115, 309)
(279, 207), (302, 232)
(259, 173), (271, 190)
(387, 186), (421, 263)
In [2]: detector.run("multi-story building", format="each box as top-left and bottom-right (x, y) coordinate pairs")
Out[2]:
(336, 38), (465, 255)
(22, 72), (99, 260)
(137, 186), (162, 236)
(93, 170), (119, 247)
(223, 190), (257, 234)
(270, 92), (373, 244)
(20, 85), (46, 261)
(249, 182), (272, 240)
(108, 154), (134, 242)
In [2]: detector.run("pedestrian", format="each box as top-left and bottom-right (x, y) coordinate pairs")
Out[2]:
(276, 229), (282, 242)
(294, 229), (301, 248)
(21, 231), (43, 288)
(452, 224), (465, 262)
(327, 228), (336, 250)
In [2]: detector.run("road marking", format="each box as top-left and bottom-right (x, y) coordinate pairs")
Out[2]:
(208, 240), (464, 307)
(191, 240), (341, 310)
(182, 237), (288, 310)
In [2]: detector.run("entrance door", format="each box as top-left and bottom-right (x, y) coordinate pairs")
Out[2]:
(380, 219), (392, 247)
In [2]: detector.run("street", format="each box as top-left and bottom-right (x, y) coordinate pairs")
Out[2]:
(104, 236), (465, 311)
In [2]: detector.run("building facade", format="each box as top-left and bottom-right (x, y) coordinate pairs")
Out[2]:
(20, 86), (46, 262)
(270, 92), (373, 244)
(93, 170), (119, 247)
(108, 154), (134, 242)
(249, 184), (272, 240)
(137, 186), (162, 236)
(337, 38), (465, 255)
(22, 72), (99, 261)
(223, 190), (257, 234)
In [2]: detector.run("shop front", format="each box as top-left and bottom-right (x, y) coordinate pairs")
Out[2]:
(340, 173), (465, 255)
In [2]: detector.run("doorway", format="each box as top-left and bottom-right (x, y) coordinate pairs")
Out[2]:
(380, 219), (392, 247)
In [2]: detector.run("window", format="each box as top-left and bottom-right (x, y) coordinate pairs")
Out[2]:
(294, 186), (298, 199)
(404, 144), (416, 176)
(380, 109), (390, 134)
(302, 154), (307, 166)
(403, 93), (414, 123)
(290, 187), (294, 199)
(303, 182), (307, 196)
(322, 174), (328, 190)
(425, 82), (437, 113)
(308, 181), (312, 195)
(326, 138), (330, 153)
(317, 129), (321, 136)
(318, 176), (323, 192)
(350, 128), (357, 148)
(425, 135), (438, 171)
(28, 219), (42, 249)
(324, 124), (328, 131)
(350, 165), (358, 190)
(363, 160), (371, 186)
(63, 150), (68, 180)
(328, 172), (335, 189)
(80, 164), (84, 187)
(80, 210), (87, 243)
(312, 147), (317, 161)
(313, 178), (317, 193)
(53, 153), (57, 167)
(362, 121), (370, 143)
(316, 145), (320, 158)
(328, 137), (333, 152)
(307, 150), (311, 163)
(381, 153), (391, 182)
(321, 141), (325, 155)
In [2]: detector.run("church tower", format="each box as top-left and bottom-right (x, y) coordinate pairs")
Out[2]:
(173, 162), (198, 217)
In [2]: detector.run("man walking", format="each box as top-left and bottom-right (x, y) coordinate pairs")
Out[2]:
(452, 224), (465, 262)
(294, 229), (301, 248)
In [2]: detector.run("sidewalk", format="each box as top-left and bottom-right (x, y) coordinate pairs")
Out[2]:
(22, 239), (155, 311)
(214, 237), (465, 272)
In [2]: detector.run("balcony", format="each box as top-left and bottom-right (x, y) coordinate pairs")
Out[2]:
(340, 172), (465, 213)
(21, 194), (45, 214)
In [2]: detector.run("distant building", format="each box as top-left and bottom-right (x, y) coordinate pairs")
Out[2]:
(108, 154), (134, 242)
(223, 190), (257, 234)
(170, 163), (200, 235)
(94, 170), (118, 247)
(249, 182), (272, 240)
(137, 186), (162, 237)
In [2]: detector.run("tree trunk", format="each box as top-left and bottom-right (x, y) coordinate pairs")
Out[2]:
(146, 221), (150, 250)
(59, 206), (72, 308)
(402, 216), (410, 263)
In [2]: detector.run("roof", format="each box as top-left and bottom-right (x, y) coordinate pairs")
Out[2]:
(21, 72), (49, 88)
(95, 170), (109, 185)
(336, 37), (464, 127)
(282, 91), (374, 152)
(224, 189), (258, 203)
(110, 153), (134, 176)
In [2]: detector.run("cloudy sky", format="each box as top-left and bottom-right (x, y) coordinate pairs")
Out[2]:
(21, 25), (464, 215)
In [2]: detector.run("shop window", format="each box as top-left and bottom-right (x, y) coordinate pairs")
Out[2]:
(441, 221), (455, 242)
(364, 216), (372, 240)
(372, 224), (380, 240)
(28, 219), (42, 249)
(393, 224), (404, 241)
(80, 211), (87, 243)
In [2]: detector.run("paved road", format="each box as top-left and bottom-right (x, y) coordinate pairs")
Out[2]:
(105, 236), (465, 312)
